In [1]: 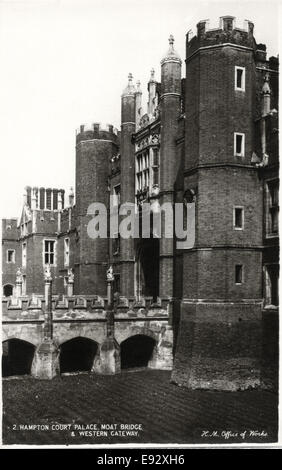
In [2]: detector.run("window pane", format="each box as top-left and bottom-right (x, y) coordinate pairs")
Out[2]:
(235, 265), (243, 283)
(236, 69), (243, 88)
(235, 208), (243, 228)
(7, 251), (14, 262)
(236, 135), (242, 154)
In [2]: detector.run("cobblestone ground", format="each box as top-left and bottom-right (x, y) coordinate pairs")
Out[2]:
(2, 370), (278, 445)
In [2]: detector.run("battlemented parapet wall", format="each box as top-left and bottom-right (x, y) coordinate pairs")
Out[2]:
(187, 16), (255, 58)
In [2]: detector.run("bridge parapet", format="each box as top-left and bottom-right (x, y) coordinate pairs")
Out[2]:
(2, 294), (171, 322)
(2, 293), (173, 379)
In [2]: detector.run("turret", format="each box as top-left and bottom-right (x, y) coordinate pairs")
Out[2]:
(119, 74), (136, 297)
(159, 35), (182, 298)
(75, 122), (119, 295)
(188, 16), (255, 59)
(161, 35), (182, 95)
(121, 73), (136, 124)
(147, 69), (157, 117)
(173, 17), (265, 391)
(185, 16), (257, 169)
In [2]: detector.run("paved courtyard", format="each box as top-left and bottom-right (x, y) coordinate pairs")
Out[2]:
(2, 370), (278, 445)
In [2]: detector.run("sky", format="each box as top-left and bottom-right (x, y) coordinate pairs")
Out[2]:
(0, 0), (280, 218)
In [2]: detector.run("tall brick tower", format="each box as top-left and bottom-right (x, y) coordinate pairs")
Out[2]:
(159, 36), (182, 298)
(75, 123), (119, 295)
(172, 17), (265, 390)
(119, 74), (136, 296)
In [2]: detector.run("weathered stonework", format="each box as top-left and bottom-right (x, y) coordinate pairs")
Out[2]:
(2, 294), (173, 378)
(31, 339), (60, 380)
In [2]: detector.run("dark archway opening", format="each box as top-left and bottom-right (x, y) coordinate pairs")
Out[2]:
(137, 237), (159, 300)
(269, 265), (279, 306)
(121, 334), (156, 369)
(2, 339), (35, 377)
(60, 337), (98, 373)
(3, 284), (13, 297)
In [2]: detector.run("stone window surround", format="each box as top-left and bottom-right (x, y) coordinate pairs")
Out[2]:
(43, 238), (57, 267)
(235, 65), (246, 91)
(235, 264), (244, 285)
(234, 132), (245, 157)
(233, 205), (244, 230)
(6, 249), (15, 264)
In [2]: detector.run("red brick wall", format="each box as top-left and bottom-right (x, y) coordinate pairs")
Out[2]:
(185, 46), (255, 170)
(197, 167), (263, 246)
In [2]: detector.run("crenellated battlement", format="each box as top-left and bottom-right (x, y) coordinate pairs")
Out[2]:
(198, 16), (254, 34)
(187, 16), (256, 58)
(76, 122), (119, 144)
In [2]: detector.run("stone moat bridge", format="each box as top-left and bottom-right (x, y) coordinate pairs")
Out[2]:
(2, 268), (278, 391)
(2, 270), (173, 379)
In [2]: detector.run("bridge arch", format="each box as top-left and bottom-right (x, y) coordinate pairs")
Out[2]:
(120, 333), (156, 369)
(2, 338), (35, 377)
(115, 325), (159, 345)
(54, 325), (105, 347)
(2, 329), (40, 347)
(59, 336), (99, 373)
